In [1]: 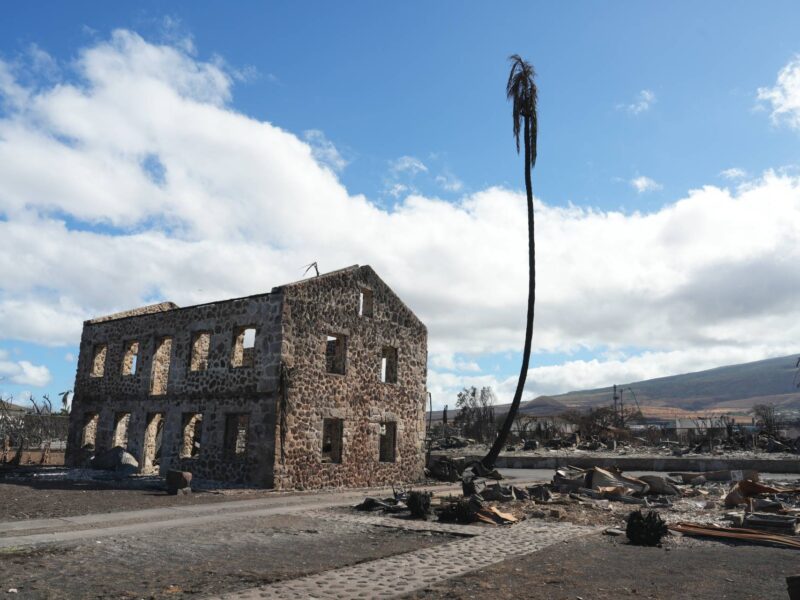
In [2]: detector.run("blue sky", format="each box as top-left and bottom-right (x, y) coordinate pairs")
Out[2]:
(2, 2), (800, 408)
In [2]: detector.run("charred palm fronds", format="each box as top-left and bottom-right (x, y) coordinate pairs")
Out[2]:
(626, 509), (668, 546)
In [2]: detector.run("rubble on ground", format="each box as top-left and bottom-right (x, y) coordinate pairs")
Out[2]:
(0, 465), (263, 495)
(166, 470), (193, 495)
(90, 446), (139, 476)
(433, 431), (800, 460)
(428, 436), (473, 451)
(670, 521), (800, 550)
(365, 463), (800, 547)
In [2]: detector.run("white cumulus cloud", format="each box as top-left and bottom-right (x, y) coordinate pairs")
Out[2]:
(720, 167), (747, 180)
(430, 353), (481, 373)
(0, 31), (799, 408)
(303, 129), (348, 172)
(390, 155), (428, 176)
(620, 89), (656, 115)
(758, 55), (800, 130)
(0, 350), (52, 387)
(630, 175), (663, 193)
(435, 171), (464, 192)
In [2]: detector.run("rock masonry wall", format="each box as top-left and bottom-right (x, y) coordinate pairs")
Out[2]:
(66, 265), (427, 489)
(273, 266), (427, 489)
(67, 294), (283, 486)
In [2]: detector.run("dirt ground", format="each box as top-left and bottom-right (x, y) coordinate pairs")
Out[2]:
(0, 477), (282, 521)
(5, 466), (800, 599)
(404, 533), (800, 600)
(0, 467), (460, 522)
(0, 513), (455, 599)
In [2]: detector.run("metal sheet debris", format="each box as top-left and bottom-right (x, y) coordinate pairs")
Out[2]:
(670, 522), (800, 550)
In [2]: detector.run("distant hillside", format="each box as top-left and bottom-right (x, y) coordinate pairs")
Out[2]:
(550, 354), (800, 413)
(427, 395), (567, 423)
(428, 354), (800, 420)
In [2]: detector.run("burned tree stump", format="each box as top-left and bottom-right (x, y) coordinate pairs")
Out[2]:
(407, 491), (432, 519)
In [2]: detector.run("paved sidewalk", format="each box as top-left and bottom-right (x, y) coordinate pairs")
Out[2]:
(0, 474), (547, 549)
(222, 517), (597, 599)
(0, 489), (399, 548)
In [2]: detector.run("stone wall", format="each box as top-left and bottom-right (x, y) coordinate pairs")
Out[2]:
(67, 293), (283, 486)
(66, 265), (428, 489)
(273, 266), (427, 489)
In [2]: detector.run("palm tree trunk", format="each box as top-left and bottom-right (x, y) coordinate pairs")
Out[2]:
(482, 114), (535, 468)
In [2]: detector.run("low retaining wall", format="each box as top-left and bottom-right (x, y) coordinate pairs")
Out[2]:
(439, 453), (800, 474)
(0, 450), (65, 466)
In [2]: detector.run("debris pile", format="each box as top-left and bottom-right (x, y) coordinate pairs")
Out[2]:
(165, 470), (192, 495)
(670, 522), (800, 550)
(429, 436), (472, 451)
(356, 463), (800, 548)
(356, 465), (523, 526)
(436, 494), (517, 525)
(355, 487), (437, 520)
(89, 446), (139, 477)
(552, 465), (673, 506)
(431, 428), (800, 459)
(426, 456), (464, 482)
(647, 471), (800, 550)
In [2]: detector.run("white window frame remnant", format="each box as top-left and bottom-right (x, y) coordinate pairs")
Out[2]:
(359, 288), (374, 317)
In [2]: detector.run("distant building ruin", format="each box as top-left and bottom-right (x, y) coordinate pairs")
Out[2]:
(65, 266), (428, 488)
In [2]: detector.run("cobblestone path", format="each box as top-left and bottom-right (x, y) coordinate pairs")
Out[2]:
(222, 512), (597, 599)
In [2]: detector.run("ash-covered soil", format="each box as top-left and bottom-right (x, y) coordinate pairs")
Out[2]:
(404, 532), (799, 600)
(0, 474), (279, 521)
(1, 513), (455, 599)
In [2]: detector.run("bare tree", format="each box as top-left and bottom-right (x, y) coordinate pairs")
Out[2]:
(560, 406), (616, 439)
(1, 394), (70, 464)
(454, 387), (497, 443)
(753, 403), (784, 437)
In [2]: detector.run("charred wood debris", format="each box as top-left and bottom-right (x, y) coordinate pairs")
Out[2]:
(356, 456), (800, 551)
(432, 428), (800, 456)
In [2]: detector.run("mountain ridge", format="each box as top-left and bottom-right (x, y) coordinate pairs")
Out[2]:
(428, 353), (800, 420)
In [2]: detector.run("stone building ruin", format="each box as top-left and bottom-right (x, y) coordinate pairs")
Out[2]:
(65, 266), (428, 489)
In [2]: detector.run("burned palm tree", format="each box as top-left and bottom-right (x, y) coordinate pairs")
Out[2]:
(483, 55), (538, 469)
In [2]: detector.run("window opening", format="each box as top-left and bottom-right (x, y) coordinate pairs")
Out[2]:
(122, 341), (139, 376)
(190, 332), (211, 372)
(321, 418), (343, 463)
(81, 412), (99, 447)
(379, 422), (397, 462)
(150, 337), (173, 395)
(325, 334), (347, 375)
(113, 412), (131, 449)
(224, 413), (249, 458)
(90, 344), (107, 377)
(231, 327), (256, 368)
(180, 413), (203, 458)
(380, 346), (398, 384)
(359, 288), (374, 317)
(142, 412), (164, 474)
